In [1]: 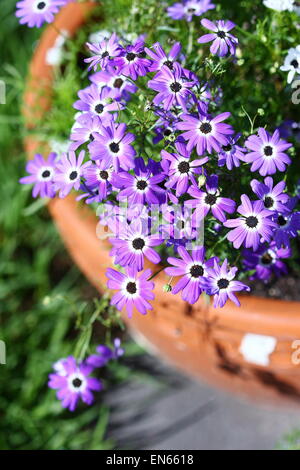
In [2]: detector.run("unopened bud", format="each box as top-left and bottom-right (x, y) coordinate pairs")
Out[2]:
(163, 284), (172, 292)
(198, 175), (206, 187)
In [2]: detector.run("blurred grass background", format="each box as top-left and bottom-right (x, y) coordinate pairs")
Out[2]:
(0, 0), (126, 450)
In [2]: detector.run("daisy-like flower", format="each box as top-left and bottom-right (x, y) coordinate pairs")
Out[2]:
(272, 200), (300, 248)
(114, 157), (166, 206)
(165, 246), (216, 304)
(217, 134), (246, 170)
(250, 176), (290, 213)
(89, 121), (136, 171)
(83, 160), (114, 202)
(198, 19), (238, 57)
(16, 0), (66, 28)
(243, 242), (291, 282)
(145, 42), (182, 72)
(204, 259), (250, 308)
(87, 338), (124, 368)
(224, 195), (276, 250)
(90, 67), (137, 101)
(110, 219), (162, 271)
(161, 140), (208, 196)
(245, 128), (292, 176)
(186, 174), (236, 223)
(20, 152), (56, 198)
(148, 63), (195, 111)
(114, 40), (152, 81)
(167, 0), (215, 22)
(73, 84), (121, 119)
(263, 0), (295, 12)
(70, 114), (113, 151)
(278, 120), (300, 143)
(48, 356), (102, 412)
(53, 151), (90, 198)
(106, 267), (155, 317)
(84, 33), (122, 71)
(280, 46), (300, 84)
(177, 107), (233, 156)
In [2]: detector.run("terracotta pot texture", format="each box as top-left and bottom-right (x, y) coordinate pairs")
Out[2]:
(23, 2), (300, 406)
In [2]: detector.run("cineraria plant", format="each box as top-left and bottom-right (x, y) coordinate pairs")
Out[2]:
(20, 0), (300, 323)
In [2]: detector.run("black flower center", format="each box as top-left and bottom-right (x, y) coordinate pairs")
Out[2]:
(126, 52), (136, 62)
(264, 196), (274, 209)
(132, 238), (145, 250)
(42, 170), (51, 178)
(99, 170), (109, 180)
(205, 193), (217, 206)
(164, 128), (172, 137)
(264, 145), (273, 156)
(291, 59), (299, 69)
(170, 81), (182, 93)
(261, 253), (273, 265)
(190, 264), (204, 278)
(113, 78), (124, 89)
(217, 278), (229, 289)
(89, 133), (95, 141)
(187, 7), (196, 13)
(37, 2), (46, 10)
(164, 60), (174, 70)
(136, 179), (148, 190)
(222, 144), (232, 152)
(278, 215), (287, 227)
(200, 122), (212, 134)
(69, 170), (78, 181)
(72, 378), (82, 388)
(217, 31), (226, 39)
(126, 282), (137, 294)
(95, 103), (104, 114)
(101, 51), (109, 58)
(246, 216), (259, 228)
(109, 142), (120, 153)
(178, 161), (190, 174)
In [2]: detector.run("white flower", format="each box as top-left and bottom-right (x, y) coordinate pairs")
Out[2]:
(49, 139), (70, 154)
(88, 29), (111, 44)
(46, 30), (68, 66)
(263, 0), (295, 11)
(280, 46), (300, 83)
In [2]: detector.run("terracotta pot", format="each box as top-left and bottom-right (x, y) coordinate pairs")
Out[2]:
(23, 2), (300, 406)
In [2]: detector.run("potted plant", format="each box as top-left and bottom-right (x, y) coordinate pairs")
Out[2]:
(20, 0), (300, 405)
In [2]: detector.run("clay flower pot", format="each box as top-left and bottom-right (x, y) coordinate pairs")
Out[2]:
(23, 1), (300, 406)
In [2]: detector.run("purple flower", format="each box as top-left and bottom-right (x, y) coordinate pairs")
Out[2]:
(16, 0), (66, 28)
(273, 200), (300, 248)
(204, 259), (250, 308)
(89, 122), (136, 171)
(20, 152), (56, 198)
(73, 84), (121, 119)
(90, 67), (137, 101)
(145, 42), (182, 72)
(245, 128), (292, 176)
(48, 356), (102, 411)
(167, 0), (215, 22)
(110, 219), (162, 271)
(198, 19), (238, 57)
(114, 157), (166, 206)
(278, 120), (300, 143)
(250, 176), (290, 213)
(106, 267), (155, 317)
(53, 151), (90, 198)
(217, 134), (246, 170)
(83, 161), (114, 201)
(86, 339), (124, 369)
(148, 64), (195, 111)
(177, 108), (233, 156)
(187, 174), (236, 223)
(114, 40), (152, 81)
(70, 114), (112, 151)
(243, 242), (291, 282)
(165, 246), (216, 304)
(224, 195), (276, 250)
(161, 140), (208, 196)
(85, 33), (122, 71)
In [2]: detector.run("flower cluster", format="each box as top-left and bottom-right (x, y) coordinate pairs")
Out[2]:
(48, 339), (124, 411)
(21, 2), (300, 319)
